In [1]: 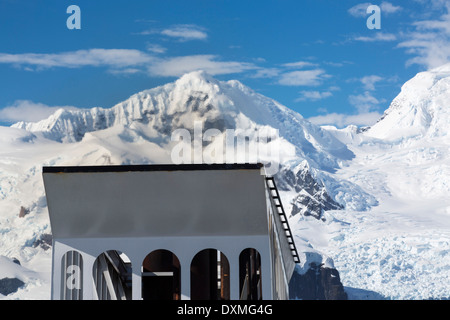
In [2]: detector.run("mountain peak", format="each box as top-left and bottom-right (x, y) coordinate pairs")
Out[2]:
(366, 64), (450, 141)
(176, 70), (217, 84)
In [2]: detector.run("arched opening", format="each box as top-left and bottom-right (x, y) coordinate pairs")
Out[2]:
(239, 248), (262, 300)
(61, 250), (83, 300)
(93, 250), (132, 300)
(142, 249), (181, 300)
(190, 249), (230, 300)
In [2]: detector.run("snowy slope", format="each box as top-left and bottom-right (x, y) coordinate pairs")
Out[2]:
(310, 64), (450, 299)
(366, 63), (450, 142)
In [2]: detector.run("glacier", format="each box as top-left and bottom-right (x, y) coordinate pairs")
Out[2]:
(311, 64), (450, 299)
(1, 67), (450, 299)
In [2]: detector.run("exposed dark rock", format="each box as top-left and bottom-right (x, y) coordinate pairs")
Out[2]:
(186, 92), (209, 114)
(0, 278), (25, 296)
(291, 189), (343, 220)
(32, 233), (52, 251)
(19, 206), (30, 218)
(275, 164), (343, 220)
(289, 263), (348, 300)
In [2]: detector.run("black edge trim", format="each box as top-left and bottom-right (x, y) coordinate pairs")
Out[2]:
(43, 163), (263, 173)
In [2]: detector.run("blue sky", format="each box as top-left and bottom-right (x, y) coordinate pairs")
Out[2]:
(0, 0), (449, 127)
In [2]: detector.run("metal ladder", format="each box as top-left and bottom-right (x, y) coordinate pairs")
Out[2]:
(265, 177), (300, 263)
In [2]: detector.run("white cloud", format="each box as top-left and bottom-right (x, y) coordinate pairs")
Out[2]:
(296, 90), (333, 101)
(348, 3), (372, 17)
(352, 32), (397, 42)
(399, 36), (450, 69)
(328, 86), (341, 91)
(160, 24), (207, 41)
(107, 68), (142, 75)
(380, 2), (402, 14)
(0, 49), (154, 71)
(349, 91), (383, 113)
(147, 55), (256, 77)
(307, 85), (385, 128)
(323, 61), (346, 67)
(308, 111), (382, 127)
(0, 49), (257, 78)
(278, 69), (329, 86)
(415, 19), (450, 34)
(0, 100), (78, 123)
(348, 2), (402, 17)
(251, 67), (280, 79)
(281, 61), (318, 69)
(360, 75), (383, 90)
(398, 4), (450, 69)
(411, 0), (447, 11)
(146, 43), (167, 54)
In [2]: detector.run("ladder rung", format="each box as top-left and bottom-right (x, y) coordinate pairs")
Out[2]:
(266, 176), (300, 264)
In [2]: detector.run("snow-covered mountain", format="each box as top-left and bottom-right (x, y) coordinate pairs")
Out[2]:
(11, 71), (363, 219)
(366, 63), (450, 142)
(12, 71), (353, 170)
(0, 71), (365, 299)
(1, 66), (449, 300)
(312, 63), (450, 299)
(366, 64), (450, 141)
